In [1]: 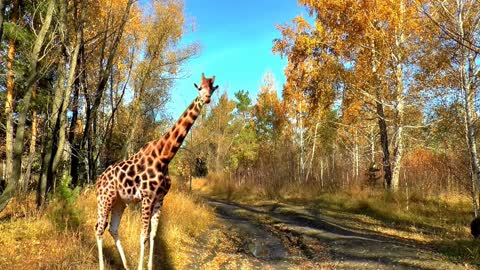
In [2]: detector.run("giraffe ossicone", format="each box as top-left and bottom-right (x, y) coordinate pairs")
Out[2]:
(95, 73), (219, 270)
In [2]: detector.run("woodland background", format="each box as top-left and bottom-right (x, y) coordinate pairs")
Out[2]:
(0, 0), (479, 222)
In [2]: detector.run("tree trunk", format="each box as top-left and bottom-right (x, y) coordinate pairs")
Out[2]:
(51, 0), (83, 174)
(81, 0), (134, 181)
(466, 93), (480, 217)
(455, 1), (480, 217)
(463, 68), (480, 217)
(4, 0), (20, 183)
(69, 66), (81, 186)
(377, 101), (392, 189)
(70, 16), (86, 187)
(0, 0), (55, 212)
(298, 104), (305, 181)
(0, 0), (6, 40)
(320, 157), (324, 187)
(370, 126), (375, 163)
(23, 86), (38, 191)
(38, 45), (67, 205)
(390, 0), (406, 192)
(391, 101), (404, 191)
(370, 36), (393, 190)
(305, 122), (319, 181)
(4, 37), (15, 183)
(38, 0), (84, 205)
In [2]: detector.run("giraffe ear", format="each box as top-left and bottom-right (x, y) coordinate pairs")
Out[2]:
(213, 85), (219, 91)
(194, 83), (200, 90)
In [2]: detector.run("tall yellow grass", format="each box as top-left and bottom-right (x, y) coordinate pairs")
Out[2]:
(0, 181), (215, 270)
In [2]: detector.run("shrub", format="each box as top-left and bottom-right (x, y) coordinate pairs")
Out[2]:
(48, 174), (84, 231)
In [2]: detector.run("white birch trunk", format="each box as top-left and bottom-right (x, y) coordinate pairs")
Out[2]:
(391, 0), (406, 192)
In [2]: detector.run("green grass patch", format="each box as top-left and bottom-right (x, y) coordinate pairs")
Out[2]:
(285, 191), (479, 266)
(435, 239), (480, 265)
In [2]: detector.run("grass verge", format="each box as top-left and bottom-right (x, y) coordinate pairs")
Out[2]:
(0, 178), (215, 270)
(196, 175), (480, 267)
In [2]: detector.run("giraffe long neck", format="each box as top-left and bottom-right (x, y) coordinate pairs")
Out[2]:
(160, 96), (204, 161)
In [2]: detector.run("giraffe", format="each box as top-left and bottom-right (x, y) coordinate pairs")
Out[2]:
(95, 73), (218, 270)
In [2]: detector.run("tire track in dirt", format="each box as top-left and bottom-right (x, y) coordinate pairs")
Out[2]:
(185, 198), (328, 269)
(196, 198), (473, 270)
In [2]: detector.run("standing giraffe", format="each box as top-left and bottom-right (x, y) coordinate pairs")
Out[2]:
(95, 73), (218, 270)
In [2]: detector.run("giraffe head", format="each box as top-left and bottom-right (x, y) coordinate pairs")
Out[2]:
(194, 73), (218, 104)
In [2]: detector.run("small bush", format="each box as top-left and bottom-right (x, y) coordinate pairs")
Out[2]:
(48, 174), (84, 231)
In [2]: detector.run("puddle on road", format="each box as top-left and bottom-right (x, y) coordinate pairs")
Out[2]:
(238, 222), (287, 260)
(209, 200), (288, 261)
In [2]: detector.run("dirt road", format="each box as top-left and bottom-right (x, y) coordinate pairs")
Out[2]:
(187, 198), (474, 270)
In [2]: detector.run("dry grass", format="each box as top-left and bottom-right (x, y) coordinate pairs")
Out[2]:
(3, 174), (478, 268)
(197, 175), (480, 266)
(306, 189), (472, 239)
(307, 189), (480, 265)
(0, 178), (215, 270)
(0, 193), (97, 270)
(199, 172), (278, 201)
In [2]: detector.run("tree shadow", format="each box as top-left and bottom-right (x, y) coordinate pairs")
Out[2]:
(153, 224), (173, 270)
(79, 233), (123, 270)
(283, 196), (472, 243)
(209, 198), (419, 246)
(431, 239), (480, 267)
(206, 198), (469, 270)
(102, 246), (124, 269)
(81, 225), (173, 270)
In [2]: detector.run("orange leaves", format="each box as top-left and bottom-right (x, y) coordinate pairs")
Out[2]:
(253, 72), (285, 140)
(292, 16), (311, 32)
(255, 72), (283, 118)
(403, 147), (438, 170)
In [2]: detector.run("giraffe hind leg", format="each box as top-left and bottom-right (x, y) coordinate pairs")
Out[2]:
(109, 201), (129, 270)
(138, 197), (153, 270)
(148, 200), (163, 270)
(95, 206), (110, 270)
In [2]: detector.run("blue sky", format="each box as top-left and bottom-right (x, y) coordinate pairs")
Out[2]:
(167, 1), (306, 116)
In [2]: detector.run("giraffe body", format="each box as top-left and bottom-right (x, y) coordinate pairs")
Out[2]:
(95, 74), (218, 270)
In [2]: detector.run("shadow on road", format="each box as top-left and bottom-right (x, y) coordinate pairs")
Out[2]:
(205, 197), (469, 270)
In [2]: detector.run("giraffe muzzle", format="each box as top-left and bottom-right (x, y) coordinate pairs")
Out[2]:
(204, 95), (211, 103)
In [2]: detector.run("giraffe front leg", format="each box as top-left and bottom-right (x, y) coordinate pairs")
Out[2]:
(138, 198), (152, 270)
(148, 201), (163, 270)
(96, 235), (105, 270)
(138, 231), (148, 270)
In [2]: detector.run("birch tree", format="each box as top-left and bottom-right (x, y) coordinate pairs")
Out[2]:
(274, 0), (424, 191)
(421, 0), (480, 215)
